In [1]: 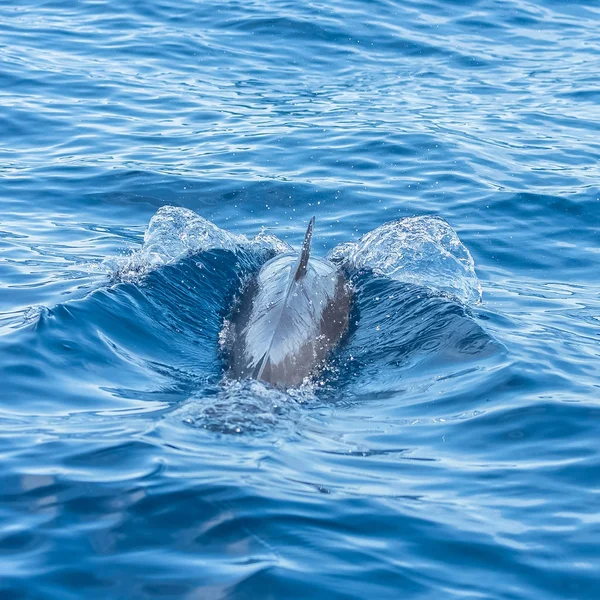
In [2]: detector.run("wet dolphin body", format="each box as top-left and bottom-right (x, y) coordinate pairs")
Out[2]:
(227, 217), (352, 388)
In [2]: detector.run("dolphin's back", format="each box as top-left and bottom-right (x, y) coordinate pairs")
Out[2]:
(228, 220), (351, 387)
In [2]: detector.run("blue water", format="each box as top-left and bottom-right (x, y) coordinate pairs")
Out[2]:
(1, 0), (599, 597)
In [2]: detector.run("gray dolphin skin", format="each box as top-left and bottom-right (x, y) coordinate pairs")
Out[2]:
(228, 217), (352, 388)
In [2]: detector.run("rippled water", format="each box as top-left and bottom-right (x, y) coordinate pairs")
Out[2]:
(1, 0), (599, 598)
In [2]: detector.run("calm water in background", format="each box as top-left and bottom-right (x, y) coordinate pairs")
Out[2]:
(1, 0), (599, 598)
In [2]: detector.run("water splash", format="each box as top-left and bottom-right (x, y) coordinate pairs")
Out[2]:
(328, 216), (482, 304)
(103, 206), (292, 281)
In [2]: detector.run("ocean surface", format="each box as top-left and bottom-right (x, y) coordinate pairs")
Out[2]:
(1, 0), (599, 598)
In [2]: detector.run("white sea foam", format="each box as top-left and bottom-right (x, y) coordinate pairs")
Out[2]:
(102, 206), (292, 281)
(328, 216), (482, 304)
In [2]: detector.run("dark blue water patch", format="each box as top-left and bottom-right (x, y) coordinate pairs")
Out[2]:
(0, 249), (264, 414)
(324, 274), (499, 395)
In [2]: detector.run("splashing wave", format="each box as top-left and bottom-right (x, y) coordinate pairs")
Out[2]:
(102, 209), (481, 309)
(102, 206), (292, 281)
(328, 216), (482, 304)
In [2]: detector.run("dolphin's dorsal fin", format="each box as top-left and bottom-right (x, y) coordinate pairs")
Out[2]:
(255, 216), (316, 381)
(294, 216), (315, 281)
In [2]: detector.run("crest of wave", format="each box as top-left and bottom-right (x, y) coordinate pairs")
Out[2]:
(328, 216), (482, 304)
(103, 206), (291, 281)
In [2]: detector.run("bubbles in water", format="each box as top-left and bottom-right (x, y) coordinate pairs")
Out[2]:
(173, 378), (316, 435)
(328, 216), (482, 304)
(103, 206), (292, 281)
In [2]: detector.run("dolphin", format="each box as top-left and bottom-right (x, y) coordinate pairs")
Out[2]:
(227, 217), (352, 388)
